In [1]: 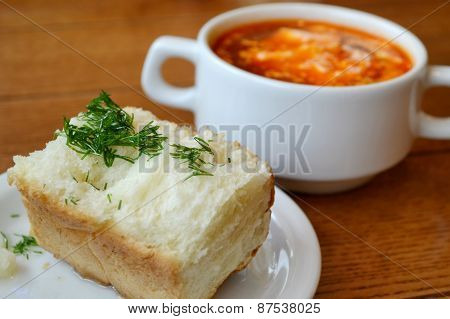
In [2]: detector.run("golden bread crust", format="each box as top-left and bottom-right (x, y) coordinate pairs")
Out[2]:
(15, 178), (183, 298)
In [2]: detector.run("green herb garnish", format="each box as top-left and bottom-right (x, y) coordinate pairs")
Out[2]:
(65, 196), (80, 205)
(89, 182), (100, 191)
(82, 170), (99, 190)
(107, 193), (112, 203)
(170, 137), (215, 179)
(118, 200), (122, 210)
(13, 235), (40, 259)
(10, 214), (20, 218)
(103, 182), (108, 190)
(60, 91), (167, 167)
(1, 231), (8, 249)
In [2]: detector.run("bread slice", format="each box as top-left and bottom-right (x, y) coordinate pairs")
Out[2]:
(7, 106), (274, 298)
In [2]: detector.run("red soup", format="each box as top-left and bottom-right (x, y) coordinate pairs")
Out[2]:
(212, 20), (412, 86)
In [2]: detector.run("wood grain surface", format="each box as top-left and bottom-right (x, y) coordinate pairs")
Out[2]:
(1, 0), (449, 298)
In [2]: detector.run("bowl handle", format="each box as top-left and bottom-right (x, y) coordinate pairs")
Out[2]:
(141, 36), (198, 112)
(418, 65), (450, 139)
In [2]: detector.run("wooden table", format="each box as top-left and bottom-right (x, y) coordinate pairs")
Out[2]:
(1, 0), (449, 298)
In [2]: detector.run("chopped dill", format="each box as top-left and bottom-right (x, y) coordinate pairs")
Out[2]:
(1, 231), (8, 249)
(72, 175), (78, 183)
(65, 196), (80, 205)
(118, 200), (122, 210)
(13, 234), (41, 259)
(170, 137), (215, 179)
(10, 214), (20, 218)
(88, 182), (100, 191)
(59, 91), (167, 167)
(103, 182), (108, 190)
(76, 170), (99, 190)
(107, 193), (112, 203)
(227, 157), (231, 163)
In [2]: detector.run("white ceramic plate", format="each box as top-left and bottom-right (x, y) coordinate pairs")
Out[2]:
(0, 173), (321, 298)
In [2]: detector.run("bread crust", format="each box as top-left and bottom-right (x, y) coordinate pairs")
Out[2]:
(9, 169), (274, 299)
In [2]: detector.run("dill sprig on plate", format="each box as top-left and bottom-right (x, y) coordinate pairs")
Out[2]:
(60, 90), (167, 167)
(13, 234), (41, 259)
(170, 137), (215, 179)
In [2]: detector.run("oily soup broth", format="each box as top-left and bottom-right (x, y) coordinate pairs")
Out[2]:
(212, 20), (412, 86)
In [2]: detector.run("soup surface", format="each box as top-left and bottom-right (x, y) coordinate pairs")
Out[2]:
(212, 20), (412, 86)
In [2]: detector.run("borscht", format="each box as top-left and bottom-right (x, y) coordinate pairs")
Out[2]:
(212, 20), (412, 86)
